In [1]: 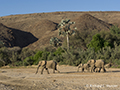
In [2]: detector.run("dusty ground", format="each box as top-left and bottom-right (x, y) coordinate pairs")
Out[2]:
(0, 65), (120, 90)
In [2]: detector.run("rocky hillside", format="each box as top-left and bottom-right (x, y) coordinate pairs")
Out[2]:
(0, 23), (38, 47)
(0, 11), (120, 50)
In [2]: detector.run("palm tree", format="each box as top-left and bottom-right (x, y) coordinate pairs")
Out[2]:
(57, 19), (77, 50)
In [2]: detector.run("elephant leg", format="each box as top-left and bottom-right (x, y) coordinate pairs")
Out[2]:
(104, 68), (106, 72)
(97, 68), (99, 72)
(86, 67), (90, 72)
(55, 68), (60, 73)
(90, 67), (94, 73)
(95, 68), (97, 72)
(82, 68), (84, 72)
(102, 67), (106, 72)
(41, 67), (44, 74)
(45, 68), (50, 74)
(90, 65), (95, 73)
(93, 67), (96, 72)
(77, 68), (79, 72)
(35, 65), (40, 74)
(53, 69), (55, 73)
(98, 68), (101, 72)
(87, 68), (89, 72)
(95, 68), (99, 73)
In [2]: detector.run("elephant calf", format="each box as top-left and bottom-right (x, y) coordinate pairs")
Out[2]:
(104, 63), (112, 68)
(77, 63), (90, 72)
(94, 68), (101, 72)
(35, 60), (60, 74)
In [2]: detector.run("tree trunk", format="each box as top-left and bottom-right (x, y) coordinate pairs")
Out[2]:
(67, 33), (69, 51)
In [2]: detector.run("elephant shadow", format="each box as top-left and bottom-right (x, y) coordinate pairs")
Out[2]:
(104, 68), (120, 73)
(60, 70), (120, 74)
(59, 71), (80, 74)
(107, 70), (120, 73)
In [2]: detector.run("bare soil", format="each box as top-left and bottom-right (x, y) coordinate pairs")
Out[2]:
(0, 65), (120, 90)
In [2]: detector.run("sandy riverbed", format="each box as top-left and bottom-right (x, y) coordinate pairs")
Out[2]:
(0, 65), (120, 90)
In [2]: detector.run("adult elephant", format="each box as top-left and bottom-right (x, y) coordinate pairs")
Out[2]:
(87, 59), (106, 73)
(35, 60), (60, 74)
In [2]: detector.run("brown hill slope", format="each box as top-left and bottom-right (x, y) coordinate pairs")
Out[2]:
(0, 23), (38, 47)
(27, 14), (113, 50)
(0, 12), (119, 50)
(28, 19), (58, 38)
(26, 20), (61, 50)
(0, 23), (14, 47)
(72, 14), (112, 32)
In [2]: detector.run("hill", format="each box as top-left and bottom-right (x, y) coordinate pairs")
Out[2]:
(0, 11), (120, 50)
(0, 23), (38, 47)
(72, 14), (112, 32)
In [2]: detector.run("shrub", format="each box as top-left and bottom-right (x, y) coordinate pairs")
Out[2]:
(0, 47), (10, 65)
(33, 51), (43, 60)
(33, 58), (41, 65)
(110, 25), (120, 36)
(61, 49), (80, 66)
(19, 47), (35, 61)
(9, 51), (19, 66)
(0, 58), (5, 67)
(41, 51), (50, 60)
(47, 52), (54, 60)
(54, 47), (64, 56)
(0, 41), (5, 48)
(53, 54), (63, 62)
(23, 56), (34, 66)
(87, 34), (111, 52)
(23, 50), (43, 65)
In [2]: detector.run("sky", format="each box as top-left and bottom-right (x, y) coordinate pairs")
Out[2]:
(0, 0), (120, 17)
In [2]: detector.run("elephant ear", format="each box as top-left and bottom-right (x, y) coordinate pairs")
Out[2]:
(87, 59), (95, 66)
(91, 59), (96, 64)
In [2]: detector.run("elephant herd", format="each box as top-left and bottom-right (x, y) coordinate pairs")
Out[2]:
(35, 59), (112, 74)
(77, 59), (112, 73)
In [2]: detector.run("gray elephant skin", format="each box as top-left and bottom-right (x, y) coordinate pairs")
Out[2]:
(35, 60), (60, 74)
(87, 59), (106, 72)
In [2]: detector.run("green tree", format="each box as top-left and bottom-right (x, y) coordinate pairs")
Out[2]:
(87, 34), (111, 52)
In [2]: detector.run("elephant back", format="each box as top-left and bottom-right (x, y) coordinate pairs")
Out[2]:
(95, 59), (105, 68)
(46, 60), (56, 69)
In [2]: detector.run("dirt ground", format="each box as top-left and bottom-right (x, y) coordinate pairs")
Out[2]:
(0, 65), (120, 90)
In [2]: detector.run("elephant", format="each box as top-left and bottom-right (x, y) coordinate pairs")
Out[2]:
(87, 59), (106, 73)
(94, 68), (101, 72)
(77, 63), (90, 72)
(35, 60), (60, 74)
(104, 63), (113, 72)
(104, 63), (112, 68)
